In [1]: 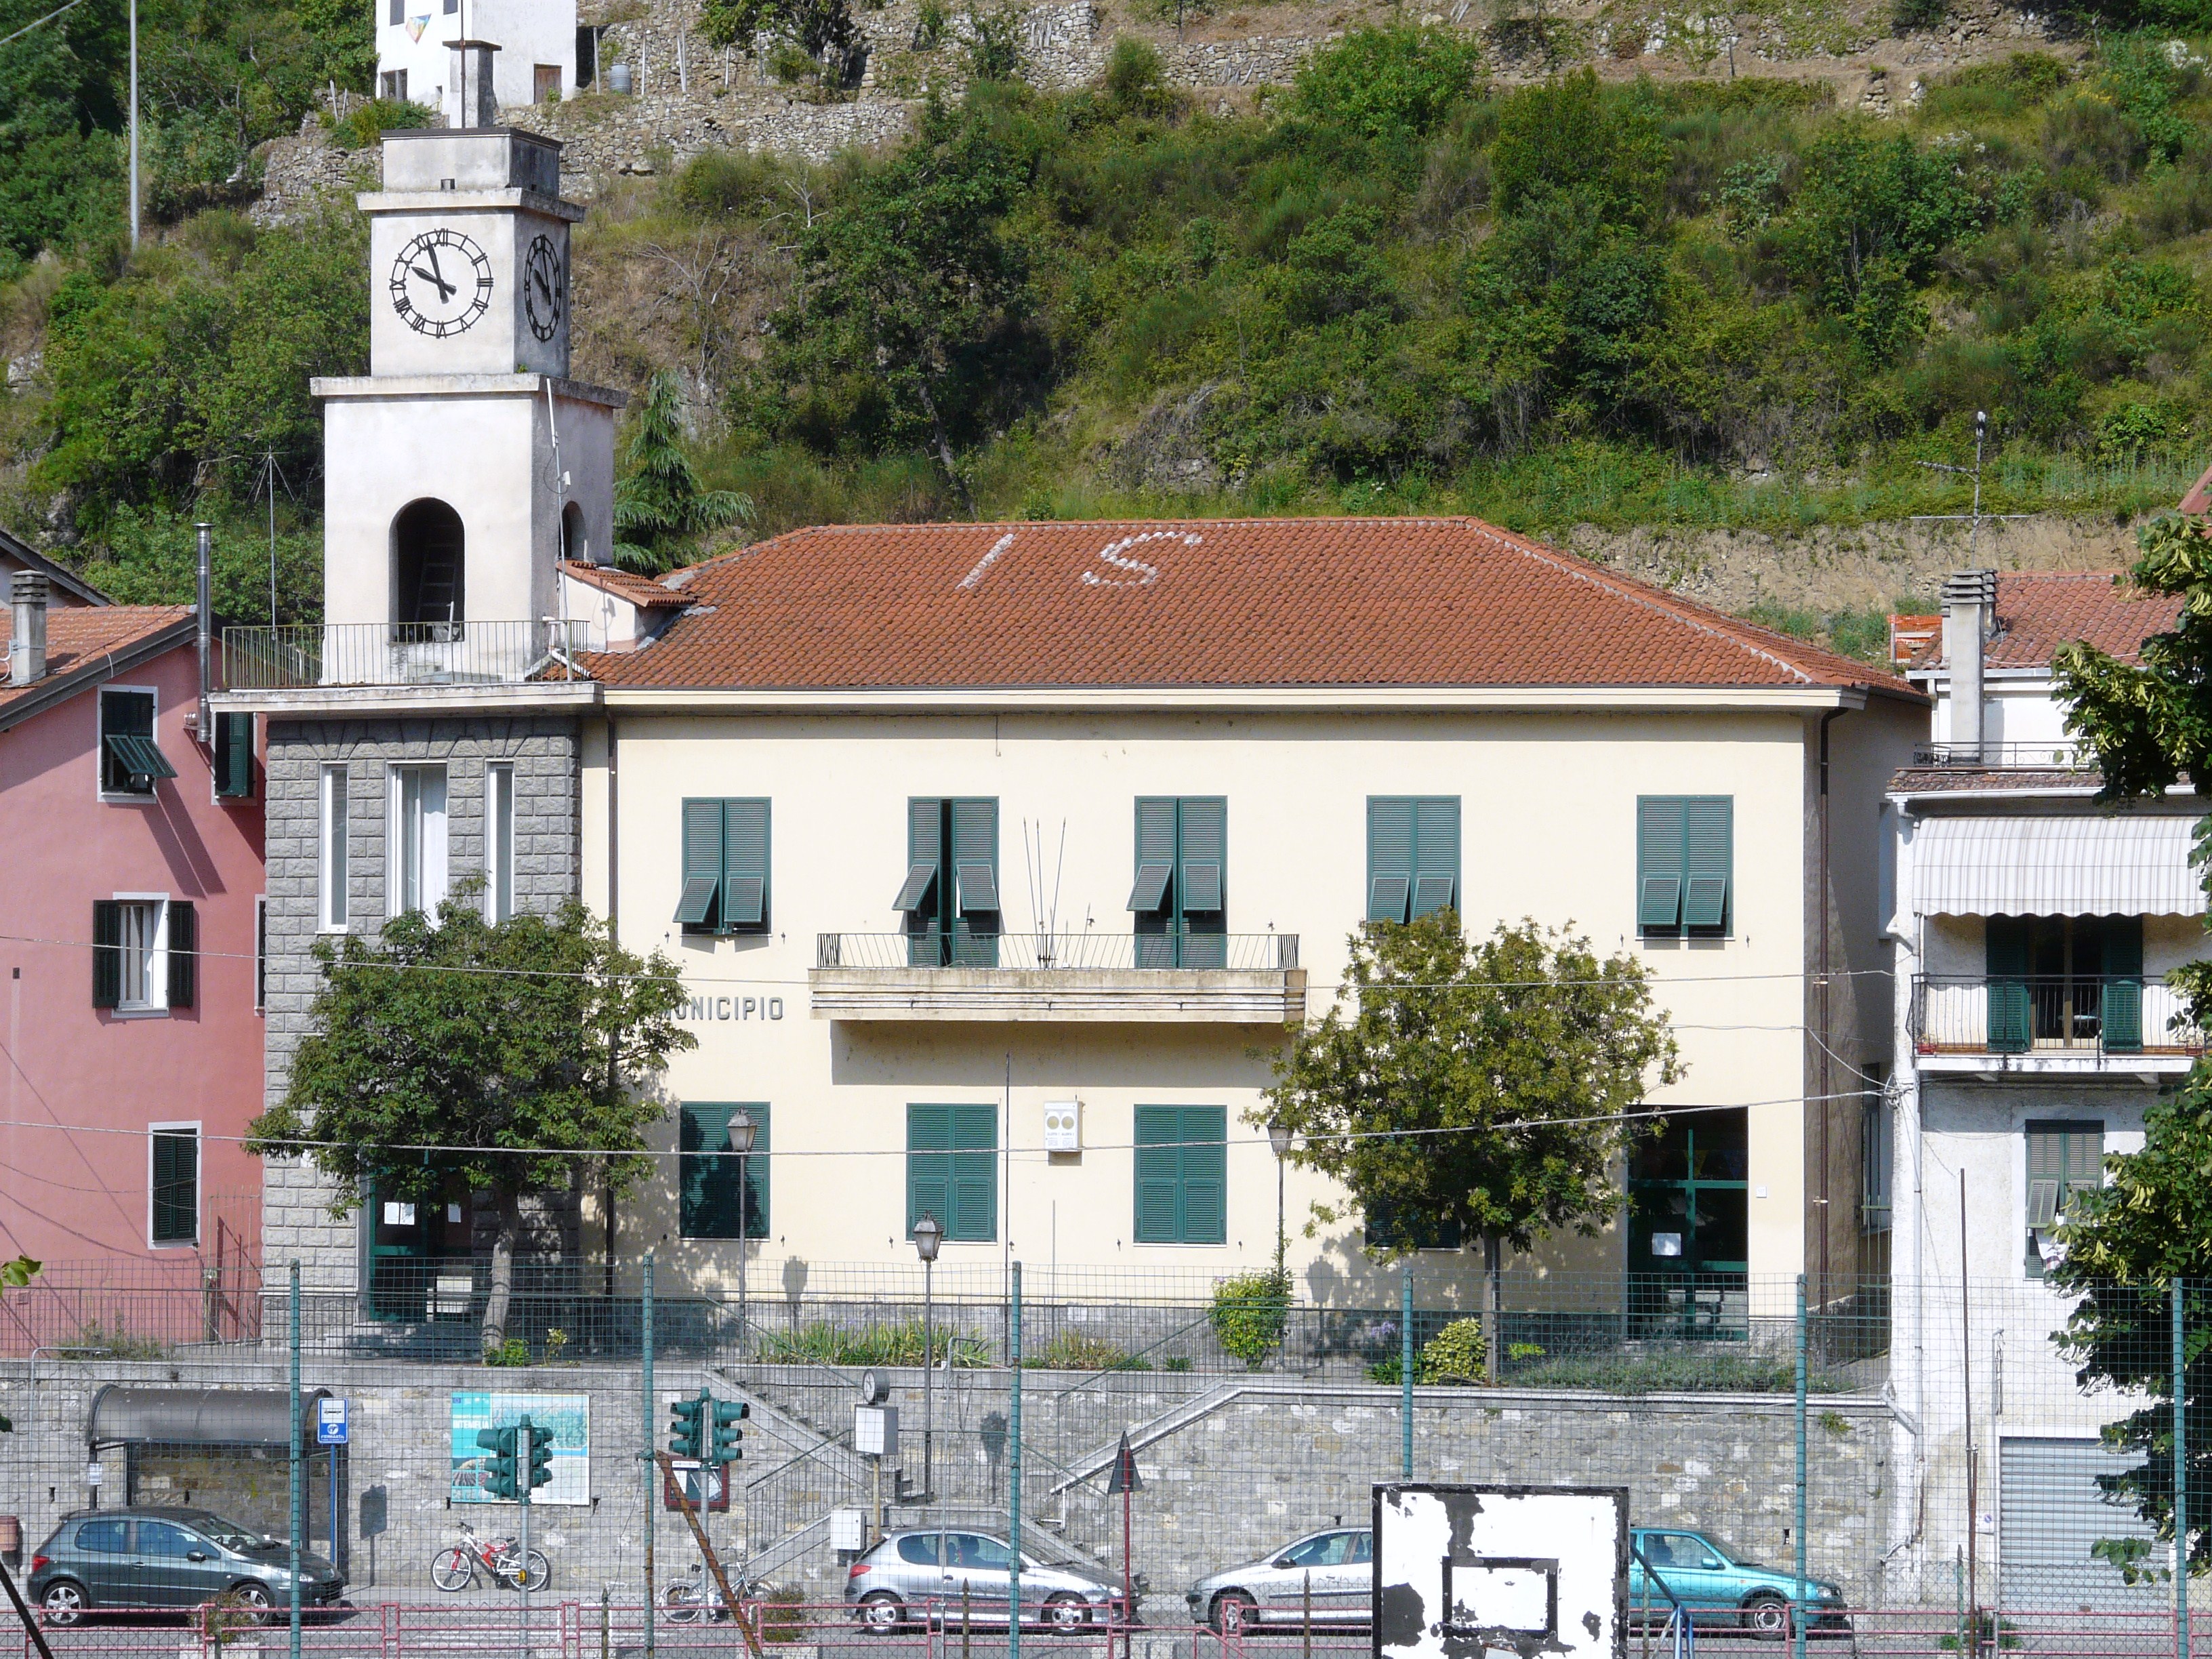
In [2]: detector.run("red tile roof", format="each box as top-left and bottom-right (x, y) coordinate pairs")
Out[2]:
(560, 560), (689, 609)
(1906, 572), (2180, 672)
(586, 518), (1916, 696)
(0, 604), (192, 722)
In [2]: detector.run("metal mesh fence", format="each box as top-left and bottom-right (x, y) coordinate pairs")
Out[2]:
(0, 1266), (2205, 1658)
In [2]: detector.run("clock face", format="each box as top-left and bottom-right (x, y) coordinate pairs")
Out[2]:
(524, 234), (565, 342)
(390, 228), (494, 337)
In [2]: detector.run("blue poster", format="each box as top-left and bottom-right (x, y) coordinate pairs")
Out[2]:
(449, 1391), (591, 1507)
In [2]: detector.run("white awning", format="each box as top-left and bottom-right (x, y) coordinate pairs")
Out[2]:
(1912, 813), (2206, 916)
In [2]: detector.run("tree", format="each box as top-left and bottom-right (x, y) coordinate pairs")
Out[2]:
(247, 898), (694, 1357)
(612, 370), (751, 574)
(2045, 514), (2212, 1567)
(700, 0), (861, 87)
(1259, 913), (1681, 1381)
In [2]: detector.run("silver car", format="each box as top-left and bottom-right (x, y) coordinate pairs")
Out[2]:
(844, 1528), (1128, 1632)
(1187, 1528), (1372, 1631)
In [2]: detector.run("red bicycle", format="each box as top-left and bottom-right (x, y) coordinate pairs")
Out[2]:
(430, 1522), (550, 1593)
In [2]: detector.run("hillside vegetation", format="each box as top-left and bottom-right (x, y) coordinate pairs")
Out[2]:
(10, 14), (2212, 653)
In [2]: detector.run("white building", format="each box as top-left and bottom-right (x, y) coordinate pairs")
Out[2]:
(1885, 569), (2200, 1611)
(375, 0), (581, 117)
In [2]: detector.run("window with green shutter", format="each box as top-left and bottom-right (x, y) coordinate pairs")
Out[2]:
(99, 688), (175, 796)
(1363, 1198), (1464, 1252)
(907, 1103), (998, 1241)
(150, 1129), (198, 1244)
(1637, 797), (1732, 936)
(675, 800), (771, 935)
(679, 1103), (770, 1240)
(2024, 1119), (2102, 1278)
(1132, 1105), (1227, 1244)
(899, 800), (999, 968)
(1130, 799), (1227, 968)
(213, 713), (254, 799)
(1366, 798), (1460, 924)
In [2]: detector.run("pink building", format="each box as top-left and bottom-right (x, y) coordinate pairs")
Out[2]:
(0, 562), (265, 1346)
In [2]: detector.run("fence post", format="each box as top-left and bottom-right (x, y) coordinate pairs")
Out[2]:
(1400, 1267), (1413, 1481)
(1794, 1273), (1807, 1659)
(289, 1261), (302, 1659)
(2179, 1278), (2190, 1659)
(1010, 1261), (1023, 1659)
(642, 1251), (655, 1659)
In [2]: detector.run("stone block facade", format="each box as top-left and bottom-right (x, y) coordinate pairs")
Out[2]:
(260, 716), (585, 1283)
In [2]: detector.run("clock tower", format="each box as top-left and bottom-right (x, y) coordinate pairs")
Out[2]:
(314, 125), (623, 641)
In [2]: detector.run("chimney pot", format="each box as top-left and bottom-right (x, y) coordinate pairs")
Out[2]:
(9, 571), (48, 687)
(1941, 569), (1996, 762)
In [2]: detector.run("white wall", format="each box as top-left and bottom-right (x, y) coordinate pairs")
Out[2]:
(375, 0), (578, 112)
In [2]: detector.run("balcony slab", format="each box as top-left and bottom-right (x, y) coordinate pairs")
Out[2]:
(810, 966), (1307, 1023)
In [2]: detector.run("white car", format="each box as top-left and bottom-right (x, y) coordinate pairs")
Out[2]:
(1187, 1527), (1372, 1631)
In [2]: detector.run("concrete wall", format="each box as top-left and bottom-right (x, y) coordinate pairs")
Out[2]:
(260, 716), (583, 1279)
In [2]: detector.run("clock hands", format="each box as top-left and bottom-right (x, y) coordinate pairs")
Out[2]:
(413, 243), (456, 302)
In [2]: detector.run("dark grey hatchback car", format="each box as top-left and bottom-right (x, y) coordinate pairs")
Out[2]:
(29, 1509), (344, 1624)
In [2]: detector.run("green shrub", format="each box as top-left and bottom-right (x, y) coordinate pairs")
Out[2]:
(1023, 1330), (1149, 1370)
(1417, 1317), (1491, 1382)
(483, 1336), (533, 1366)
(1210, 1269), (1292, 1368)
(331, 97), (434, 150)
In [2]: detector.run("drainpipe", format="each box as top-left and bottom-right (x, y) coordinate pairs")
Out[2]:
(195, 523), (213, 746)
(1941, 571), (1995, 762)
(1816, 706), (1844, 1305)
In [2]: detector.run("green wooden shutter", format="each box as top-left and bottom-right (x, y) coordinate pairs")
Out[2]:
(1132, 1106), (1181, 1243)
(676, 800), (723, 929)
(1367, 799), (1414, 924)
(215, 714), (254, 799)
(947, 800), (998, 967)
(723, 801), (770, 928)
(741, 1104), (771, 1238)
(1637, 798), (1685, 931)
(92, 900), (121, 1009)
(1410, 798), (1460, 919)
(907, 1104), (954, 1236)
(151, 1131), (197, 1244)
(904, 800), (945, 966)
(1179, 1106), (1227, 1244)
(949, 1103), (998, 1241)
(1177, 798), (1227, 968)
(1134, 798), (1179, 966)
(2101, 916), (2144, 1052)
(1682, 798), (1732, 930)
(1986, 916), (2032, 1053)
(680, 1103), (738, 1238)
(166, 901), (197, 1010)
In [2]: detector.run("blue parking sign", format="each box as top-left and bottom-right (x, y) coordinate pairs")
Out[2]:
(316, 1397), (349, 1446)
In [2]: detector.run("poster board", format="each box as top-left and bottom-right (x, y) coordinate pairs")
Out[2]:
(449, 1390), (592, 1506)
(1374, 1483), (1627, 1659)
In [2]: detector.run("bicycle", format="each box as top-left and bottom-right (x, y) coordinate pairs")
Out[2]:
(431, 1521), (551, 1593)
(661, 1561), (775, 1624)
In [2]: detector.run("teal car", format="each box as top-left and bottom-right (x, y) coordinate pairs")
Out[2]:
(1629, 1527), (1849, 1639)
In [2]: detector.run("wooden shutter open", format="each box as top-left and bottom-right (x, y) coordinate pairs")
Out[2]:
(92, 900), (122, 1009)
(2101, 916), (2144, 1052)
(166, 901), (197, 1010)
(1986, 916), (2032, 1053)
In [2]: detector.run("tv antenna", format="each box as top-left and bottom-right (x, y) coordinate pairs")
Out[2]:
(1910, 410), (2035, 566)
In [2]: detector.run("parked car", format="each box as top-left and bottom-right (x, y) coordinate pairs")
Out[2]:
(1187, 1526), (1372, 1631)
(29, 1508), (344, 1626)
(1187, 1523), (1846, 1642)
(1631, 1528), (1849, 1639)
(845, 1529), (1128, 1631)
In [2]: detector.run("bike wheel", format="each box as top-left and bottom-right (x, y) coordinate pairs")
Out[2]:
(662, 1584), (705, 1625)
(510, 1551), (552, 1592)
(431, 1549), (474, 1593)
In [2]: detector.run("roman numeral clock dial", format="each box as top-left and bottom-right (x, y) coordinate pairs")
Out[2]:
(525, 234), (565, 342)
(390, 228), (494, 338)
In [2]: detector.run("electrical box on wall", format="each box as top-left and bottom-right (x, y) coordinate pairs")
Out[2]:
(831, 1509), (867, 1552)
(1042, 1101), (1082, 1153)
(855, 1404), (899, 1457)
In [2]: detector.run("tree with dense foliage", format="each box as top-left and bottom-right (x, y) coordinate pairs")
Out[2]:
(613, 370), (752, 573)
(248, 899), (693, 1357)
(2042, 515), (2212, 1569)
(1259, 913), (1680, 1379)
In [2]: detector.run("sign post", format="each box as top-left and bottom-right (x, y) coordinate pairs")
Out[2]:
(316, 1399), (349, 1576)
(1107, 1432), (1142, 1659)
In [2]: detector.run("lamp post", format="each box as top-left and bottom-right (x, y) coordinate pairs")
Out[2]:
(729, 1110), (756, 1367)
(1267, 1121), (1292, 1278)
(912, 1213), (943, 1504)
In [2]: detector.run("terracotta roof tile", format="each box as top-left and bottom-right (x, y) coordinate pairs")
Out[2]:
(1906, 572), (2181, 672)
(0, 604), (192, 721)
(560, 560), (689, 609)
(586, 518), (1917, 695)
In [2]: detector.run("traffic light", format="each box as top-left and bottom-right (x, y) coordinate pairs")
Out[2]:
(476, 1424), (520, 1500)
(710, 1399), (748, 1467)
(669, 1389), (707, 1460)
(522, 1414), (555, 1496)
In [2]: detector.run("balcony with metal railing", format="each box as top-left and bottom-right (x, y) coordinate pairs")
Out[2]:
(1909, 741), (2092, 771)
(810, 931), (1306, 1023)
(221, 621), (600, 691)
(1912, 974), (2206, 1072)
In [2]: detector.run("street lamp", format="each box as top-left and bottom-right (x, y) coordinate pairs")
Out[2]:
(1267, 1121), (1292, 1277)
(912, 1212), (944, 1504)
(730, 1109), (756, 1366)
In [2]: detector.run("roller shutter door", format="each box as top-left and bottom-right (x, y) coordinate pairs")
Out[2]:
(1999, 1436), (2163, 1613)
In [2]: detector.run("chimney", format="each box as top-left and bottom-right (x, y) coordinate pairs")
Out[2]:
(1942, 569), (1997, 760)
(8, 571), (47, 687)
(195, 522), (213, 745)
